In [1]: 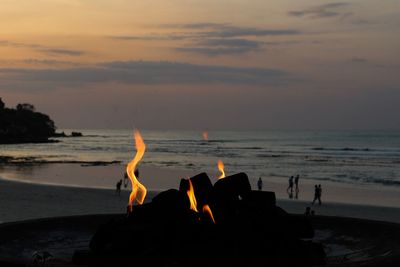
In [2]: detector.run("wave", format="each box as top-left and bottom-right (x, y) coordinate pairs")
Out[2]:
(0, 155), (121, 165)
(312, 147), (371, 152)
(256, 154), (285, 158)
(332, 174), (400, 186)
(305, 158), (330, 162)
(364, 178), (400, 186)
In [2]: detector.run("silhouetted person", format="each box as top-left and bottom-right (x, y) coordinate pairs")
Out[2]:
(116, 179), (122, 195)
(287, 176), (294, 193)
(123, 172), (129, 188)
(0, 97), (4, 110)
(317, 184), (322, 205)
(312, 185), (318, 205)
(295, 174), (300, 192)
(257, 177), (263, 191)
(312, 184), (322, 205)
(123, 168), (139, 188)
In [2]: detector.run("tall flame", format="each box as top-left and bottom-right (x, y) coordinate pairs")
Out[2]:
(202, 204), (216, 224)
(187, 179), (198, 212)
(217, 159), (225, 179)
(202, 131), (209, 141)
(126, 130), (147, 211)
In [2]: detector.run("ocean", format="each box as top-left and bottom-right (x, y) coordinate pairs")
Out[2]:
(1, 129), (399, 188)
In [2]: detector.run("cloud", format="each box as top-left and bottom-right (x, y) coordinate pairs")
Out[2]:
(263, 40), (302, 46)
(176, 47), (258, 56)
(158, 23), (228, 29)
(112, 23), (300, 41)
(177, 38), (263, 56)
(196, 38), (261, 48)
(0, 60), (293, 87)
(350, 57), (368, 64)
(22, 59), (80, 66)
(111, 33), (196, 41)
(162, 23), (301, 37)
(0, 39), (86, 57)
(289, 2), (352, 19)
(201, 26), (300, 38)
(39, 48), (85, 56)
(112, 23), (300, 56)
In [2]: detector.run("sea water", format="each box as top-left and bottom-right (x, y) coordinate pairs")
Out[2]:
(1, 129), (399, 187)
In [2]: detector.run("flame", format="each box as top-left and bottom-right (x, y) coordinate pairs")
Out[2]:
(202, 204), (216, 224)
(217, 159), (225, 179)
(126, 130), (147, 211)
(202, 131), (209, 141)
(187, 179), (198, 212)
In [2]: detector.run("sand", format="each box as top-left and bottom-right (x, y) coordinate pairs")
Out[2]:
(1, 163), (400, 267)
(1, 162), (400, 206)
(1, 163), (400, 224)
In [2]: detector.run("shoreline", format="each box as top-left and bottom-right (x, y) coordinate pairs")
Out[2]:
(1, 161), (400, 207)
(1, 174), (400, 224)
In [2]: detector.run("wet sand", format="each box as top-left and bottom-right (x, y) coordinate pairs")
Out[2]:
(0, 165), (400, 224)
(1, 164), (400, 266)
(1, 162), (400, 207)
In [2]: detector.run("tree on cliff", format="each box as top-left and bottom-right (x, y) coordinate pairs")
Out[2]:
(0, 98), (56, 144)
(0, 98), (4, 110)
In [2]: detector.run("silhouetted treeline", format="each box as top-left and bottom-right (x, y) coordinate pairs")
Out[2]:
(0, 97), (57, 144)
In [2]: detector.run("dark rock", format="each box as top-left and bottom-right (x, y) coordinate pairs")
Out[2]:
(72, 249), (92, 265)
(52, 131), (66, 137)
(0, 99), (57, 144)
(89, 172), (325, 267)
(179, 172), (213, 212)
(213, 172), (252, 199)
(152, 189), (190, 216)
(242, 190), (276, 209)
(71, 131), (83, 137)
(211, 172), (252, 223)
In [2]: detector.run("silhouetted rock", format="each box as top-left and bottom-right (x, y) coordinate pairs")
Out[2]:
(53, 131), (67, 137)
(179, 172), (213, 211)
(0, 98), (57, 144)
(71, 131), (83, 137)
(90, 172), (326, 267)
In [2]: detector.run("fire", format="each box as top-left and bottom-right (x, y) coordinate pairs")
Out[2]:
(202, 131), (209, 141)
(187, 179), (198, 212)
(126, 130), (147, 211)
(202, 204), (216, 224)
(217, 159), (225, 179)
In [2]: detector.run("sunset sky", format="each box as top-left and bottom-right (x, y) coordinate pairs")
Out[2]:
(1, 0), (399, 130)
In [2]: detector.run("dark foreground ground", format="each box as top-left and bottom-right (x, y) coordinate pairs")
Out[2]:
(0, 214), (399, 267)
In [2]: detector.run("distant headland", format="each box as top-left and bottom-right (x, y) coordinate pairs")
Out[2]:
(0, 97), (81, 144)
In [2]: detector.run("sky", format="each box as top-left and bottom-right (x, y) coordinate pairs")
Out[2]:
(0, 0), (399, 130)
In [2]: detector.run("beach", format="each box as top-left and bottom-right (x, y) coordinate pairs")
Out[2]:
(1, 163), (400, 266)
(1, 163), (400, 224)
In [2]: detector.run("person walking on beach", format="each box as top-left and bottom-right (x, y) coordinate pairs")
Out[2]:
(123, 172), (129, 188)
(287, 176), (294, 193)
(312, 185), (318, 205)
(312, 184), (322, 205)
(295, 174), (300, 192)
(116, 179), (122, 196)
(317, 184), (322, 205)
(257, 177), (263, 191)
(123, 168), (139, 188)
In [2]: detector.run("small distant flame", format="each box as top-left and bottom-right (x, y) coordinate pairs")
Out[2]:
(217, 160), (225, 179)
(202, 204), (216, 224)
(126, 130), (147, 212)
(202, 131), (209, 141)
(187, 179), (198, 212)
